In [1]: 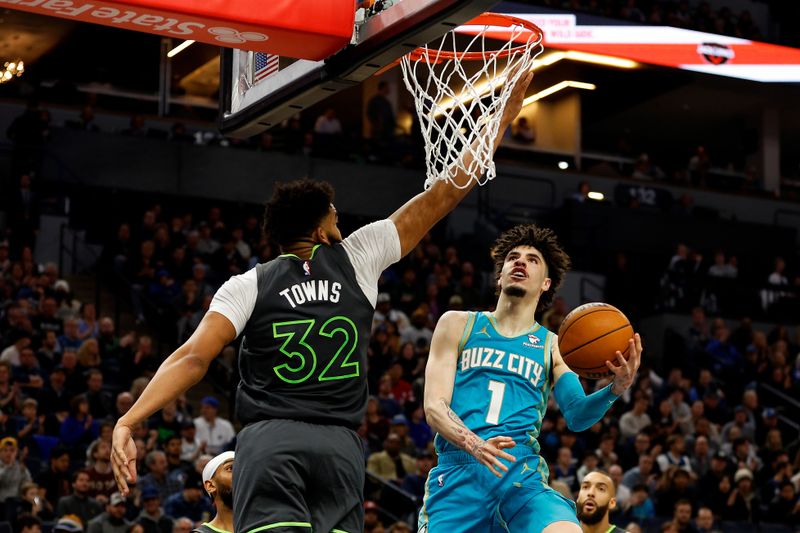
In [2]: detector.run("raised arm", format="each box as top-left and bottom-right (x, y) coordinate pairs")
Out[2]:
(424, 311), (516, 477)
(551, 333), (643, 432)
(111, 311), (236, 495)
(389, 71), (533, 257)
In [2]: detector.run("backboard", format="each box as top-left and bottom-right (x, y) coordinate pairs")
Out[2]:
(219, 0), (498, 138)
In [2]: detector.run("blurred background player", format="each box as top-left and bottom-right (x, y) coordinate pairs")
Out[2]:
(577, 471), (625, 533)
(193, 451), (234, 533)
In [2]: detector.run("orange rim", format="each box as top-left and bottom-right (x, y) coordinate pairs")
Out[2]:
(407, 13), (543, 63)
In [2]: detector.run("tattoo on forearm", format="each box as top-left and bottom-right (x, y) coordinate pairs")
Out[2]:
(440, 399), (487, 457)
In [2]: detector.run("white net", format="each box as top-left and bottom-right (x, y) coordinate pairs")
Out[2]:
(400, 15), (544, 189)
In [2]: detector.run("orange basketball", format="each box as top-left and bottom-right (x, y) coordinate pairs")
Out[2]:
(557, 302), (633, 380)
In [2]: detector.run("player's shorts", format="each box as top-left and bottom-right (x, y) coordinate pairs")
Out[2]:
(418, 446), (579, 533)
(234, 418), (364, 533)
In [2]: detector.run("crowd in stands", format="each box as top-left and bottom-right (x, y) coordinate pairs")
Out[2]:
(3, 190), (799, 532)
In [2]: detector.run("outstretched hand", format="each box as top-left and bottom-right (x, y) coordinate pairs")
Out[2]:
(608, 333), (643, 396)
(111, 423), (138, 497)
(500, 70), (534, 128)
(469, 435), (517, 478)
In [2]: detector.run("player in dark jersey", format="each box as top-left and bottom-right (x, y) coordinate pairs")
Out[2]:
(193, 452), (234, 533)
(577, 471), (627, 533)
(110, 71), (534, 533)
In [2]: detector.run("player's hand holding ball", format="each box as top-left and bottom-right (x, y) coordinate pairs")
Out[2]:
(558, 302), (643, 395)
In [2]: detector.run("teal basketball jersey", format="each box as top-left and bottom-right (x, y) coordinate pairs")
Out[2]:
(435, 311), (554, 458)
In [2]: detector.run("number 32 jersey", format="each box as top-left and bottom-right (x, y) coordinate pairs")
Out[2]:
(209, 220), (400, 429)
(436, 311), (554, 456)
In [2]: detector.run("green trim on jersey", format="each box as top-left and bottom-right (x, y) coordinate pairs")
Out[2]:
(331, 530), (351, 533)
(278, 244), (322, 260)
(457, 312), (477, 354)
(247, 522), (312, 533)
(200, 523), (230, 533)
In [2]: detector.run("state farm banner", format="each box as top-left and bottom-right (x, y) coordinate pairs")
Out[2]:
(462, 13), (800, 83)
(1, 0), (355, 60)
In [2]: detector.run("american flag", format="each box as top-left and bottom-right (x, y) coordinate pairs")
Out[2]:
(254, 52), (279, 82)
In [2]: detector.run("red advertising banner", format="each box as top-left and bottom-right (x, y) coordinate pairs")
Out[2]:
(1, 0), (355, 60)
(462, 13), (800, 82)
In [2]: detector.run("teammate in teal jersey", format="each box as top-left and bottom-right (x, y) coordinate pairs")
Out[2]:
(421, 224), (643, 533)
(577, 471), (626, 533)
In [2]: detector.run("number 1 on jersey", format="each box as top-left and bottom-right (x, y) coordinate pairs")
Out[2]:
(485, 380), (506, 425)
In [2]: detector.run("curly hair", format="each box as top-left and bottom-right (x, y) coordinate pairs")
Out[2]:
(262, 179), (335, 247)
(490, 224), (571, 312)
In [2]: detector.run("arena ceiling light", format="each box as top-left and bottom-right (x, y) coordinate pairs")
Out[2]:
(0, 60), (24, 84)
(167, 40), (196, 58)
(522, 80), (596, 106)
(530, 51), (638, 71)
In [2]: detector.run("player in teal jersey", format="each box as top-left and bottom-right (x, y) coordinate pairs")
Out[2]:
(421, 224), (643, 533)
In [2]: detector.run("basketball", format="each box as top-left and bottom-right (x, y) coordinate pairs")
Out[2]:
(557, 303), (634, 380)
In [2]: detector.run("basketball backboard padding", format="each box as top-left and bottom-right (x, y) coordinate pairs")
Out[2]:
(220, 0), (499, 138)
(3, 0), (354, 59)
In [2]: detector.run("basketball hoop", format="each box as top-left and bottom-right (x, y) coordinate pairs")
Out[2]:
(400, 14), (544, 189)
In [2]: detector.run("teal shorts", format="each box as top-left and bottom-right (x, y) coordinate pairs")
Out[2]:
(418, 448), (579, 533)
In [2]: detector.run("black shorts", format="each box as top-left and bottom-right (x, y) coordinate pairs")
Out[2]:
(233, 419), (365, 533)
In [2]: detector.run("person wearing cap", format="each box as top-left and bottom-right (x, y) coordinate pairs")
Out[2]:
(192, 451), (234, 533)
(0, 436), (33, 502)
(54, 514), (85, 533)
(191, 396), (234, 456)
(400, 450), (434, 501)
(136, 488), (174, 533)
(87, 492), (130, 533)
(372, 292), (409, 333)
(721, 405), (756, 444)
(725, 468), (761, 522)
(389, 414), (416, 457)
(163, 471), (213, 523)
(363, 501), (383, 533)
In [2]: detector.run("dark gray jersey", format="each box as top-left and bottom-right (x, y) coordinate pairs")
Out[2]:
(235, 243), (375, 427)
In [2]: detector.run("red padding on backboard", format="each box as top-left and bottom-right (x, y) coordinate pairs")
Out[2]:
(2, 0), (355, 60)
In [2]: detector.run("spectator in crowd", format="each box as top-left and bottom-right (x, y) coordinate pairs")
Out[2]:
(671, 499), (696, 533)
(56, 470), (104, 526)
(136, 488), (174, 533)
(619, 396), (651, 441)
(657, 435), (693, 474)
(36, 446), (72, 507)
(138, 451), (173, 502)
(0, 436), (32, 501)
(512, 117), (535, 144)
(366, 433), (417, 482)
(367, 81), (396, 143)
(18, 513), (43, 533)
(163, 472), (212, 524)
(192, 396), (234, 455)
(87, 492), (130, 533)
(724, 468), (760, 522)
(363, 500), (383, 533)
(694, 506), (718, 533)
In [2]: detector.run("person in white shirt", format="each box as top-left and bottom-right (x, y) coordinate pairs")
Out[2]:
(192, 397), (234, 456)
(619, 396), (652, 440)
